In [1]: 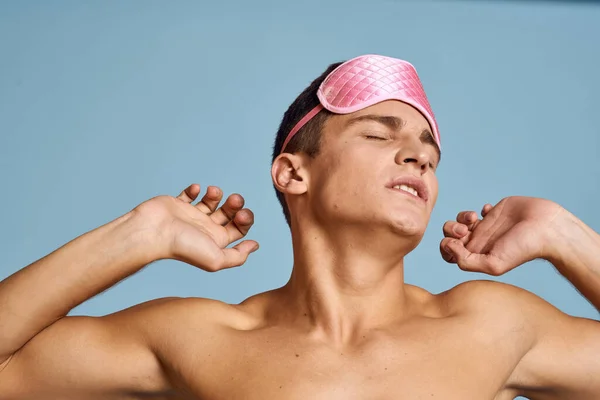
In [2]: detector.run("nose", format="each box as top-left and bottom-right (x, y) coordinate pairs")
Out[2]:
(394, 142), (431, 174)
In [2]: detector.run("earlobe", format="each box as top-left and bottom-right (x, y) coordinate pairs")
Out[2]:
(271, 154), (309, 195)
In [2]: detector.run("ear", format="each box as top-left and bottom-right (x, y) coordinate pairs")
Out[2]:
(271, 153), (309, 196)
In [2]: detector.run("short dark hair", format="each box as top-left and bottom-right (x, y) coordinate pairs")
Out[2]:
(271, 61), (344, 226)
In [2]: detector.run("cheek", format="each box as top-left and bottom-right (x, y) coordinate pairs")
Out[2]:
(312, 152), (380, 211)
(330, 152), (379, 187)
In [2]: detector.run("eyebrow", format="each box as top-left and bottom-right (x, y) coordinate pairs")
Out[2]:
(345, 114), (441, 163)
(346, 114), (406, 131)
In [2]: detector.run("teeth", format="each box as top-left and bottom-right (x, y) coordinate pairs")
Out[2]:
(393, 184), (418, 197)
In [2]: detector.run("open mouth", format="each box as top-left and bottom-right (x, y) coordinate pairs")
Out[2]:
(392, 184), (418, 198)
(387, 177), (428, 202)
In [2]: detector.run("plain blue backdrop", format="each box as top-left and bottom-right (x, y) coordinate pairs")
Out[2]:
(1, 0), (598, 344)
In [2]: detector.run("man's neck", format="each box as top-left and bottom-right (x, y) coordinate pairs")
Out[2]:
(273, 222), (421, 346)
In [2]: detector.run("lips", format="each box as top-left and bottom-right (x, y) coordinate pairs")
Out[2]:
(387, 176), (429, 202)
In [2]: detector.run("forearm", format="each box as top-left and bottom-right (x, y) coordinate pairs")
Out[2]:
(0, 210), (158, 363)
(547, 209), (600, 313)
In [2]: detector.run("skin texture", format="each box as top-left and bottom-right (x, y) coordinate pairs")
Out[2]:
(0, 100), (599, 400)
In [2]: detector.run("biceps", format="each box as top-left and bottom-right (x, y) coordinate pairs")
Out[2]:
(515, 315), (600, 399)
(0, 316), (169, 399)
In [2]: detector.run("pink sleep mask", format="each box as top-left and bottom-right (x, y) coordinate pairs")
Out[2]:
(280, 54), (440, 153)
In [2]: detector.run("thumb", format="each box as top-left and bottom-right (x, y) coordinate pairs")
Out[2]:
(219, 240), (260, 270)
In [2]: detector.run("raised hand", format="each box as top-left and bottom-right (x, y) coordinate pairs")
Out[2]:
(135, 184), (259, 272)
(440, 196), (564, 276)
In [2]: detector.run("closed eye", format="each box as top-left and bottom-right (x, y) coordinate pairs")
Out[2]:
(365, 135), (387, 140)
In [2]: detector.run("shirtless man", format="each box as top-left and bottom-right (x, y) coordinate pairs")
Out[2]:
(0, 54), (599, 400)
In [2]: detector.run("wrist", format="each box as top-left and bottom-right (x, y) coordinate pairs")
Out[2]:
(540, 206), (568, 264)
(541, 207), (587, 271)
(114, 209), (168, 264)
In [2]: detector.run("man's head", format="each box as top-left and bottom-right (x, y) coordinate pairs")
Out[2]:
(271, 61), (343, 225)
(271, 55), (441, 246)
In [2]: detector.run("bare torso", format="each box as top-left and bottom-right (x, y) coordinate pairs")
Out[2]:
(147, 281), (527, 400)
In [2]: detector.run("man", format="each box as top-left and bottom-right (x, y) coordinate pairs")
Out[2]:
(0, 54), (598, 400)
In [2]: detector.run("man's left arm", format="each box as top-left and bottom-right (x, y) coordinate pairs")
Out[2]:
(441, 198), (600, 399)
(547, 209), (600, 310)
(514, 209), (600, 399)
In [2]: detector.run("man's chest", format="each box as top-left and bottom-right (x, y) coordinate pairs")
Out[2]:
(163, 319), (525, 400)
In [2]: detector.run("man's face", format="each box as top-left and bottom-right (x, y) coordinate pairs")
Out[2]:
(306, 100), (440, 238)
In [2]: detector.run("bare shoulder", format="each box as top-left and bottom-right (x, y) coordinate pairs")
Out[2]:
(435, 280), (561, 344)
(0, 296), (260, 399)
(439, 282), (600, 398)
(440, 279), (556, 316)
(107, 296), (262, 337)
(105, 295), (263, 369)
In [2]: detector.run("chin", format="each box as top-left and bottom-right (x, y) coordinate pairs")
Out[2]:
(388, 214), (427, 238)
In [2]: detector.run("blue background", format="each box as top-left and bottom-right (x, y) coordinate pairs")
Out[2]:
(1, 0), (598, 360)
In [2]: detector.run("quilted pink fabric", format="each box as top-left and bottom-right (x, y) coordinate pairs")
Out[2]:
(280, 54), (440, 153)
(317, 54), (440, 147)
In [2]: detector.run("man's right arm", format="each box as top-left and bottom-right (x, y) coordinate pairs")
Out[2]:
(0, 184), (258, 399)
(0, 210), (173, 399)
(0, 211), (158, 368)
